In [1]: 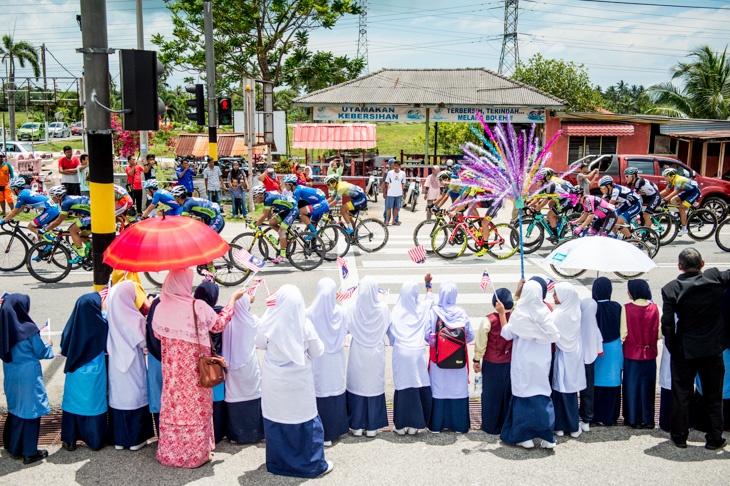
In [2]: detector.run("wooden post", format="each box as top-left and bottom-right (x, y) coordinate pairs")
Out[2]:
(424, 108), (430, 165)
(700, 141), (708, 176)
(718, 142), (726, 179)
(687, 141), (693, 170)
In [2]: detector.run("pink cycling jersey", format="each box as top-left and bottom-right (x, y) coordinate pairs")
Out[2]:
(582, 195), (615, 219)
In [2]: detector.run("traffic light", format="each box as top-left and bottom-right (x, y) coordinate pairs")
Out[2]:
(186, 84), (205, 126)
(218, 97), (232, 125)
(119, 49), (166, 131)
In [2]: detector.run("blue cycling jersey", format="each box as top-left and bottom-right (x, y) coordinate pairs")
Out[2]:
(176, 197), (220, 224)
(263, 192), (296, 212)
(293, 186), (326, 205)
(60, 196), (91, 217)
(150, 189), (181, 212)
(15, 189), (57, 212)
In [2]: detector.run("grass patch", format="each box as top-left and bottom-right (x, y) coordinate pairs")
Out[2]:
(34, 139), (85, 153)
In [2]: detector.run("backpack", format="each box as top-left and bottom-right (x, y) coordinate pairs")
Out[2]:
(430, 317), (468, 369)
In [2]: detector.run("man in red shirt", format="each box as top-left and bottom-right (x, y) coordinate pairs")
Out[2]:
(125, 154), (145, 214)
(58, 145), (84, 196)
(258, 166), (281, 193)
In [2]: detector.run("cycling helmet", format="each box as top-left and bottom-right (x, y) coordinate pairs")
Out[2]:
(143, 179), (158, 190)
(569, 185), (584, 195)
(251, 184), (267, 197)
(9, 177), (26, 189)
(624, 167), (639, 176)
(461, 169), (477, 180)
(538, 168), (555, 180)
(48, 185), (67, 198)
(598, 176), (614, 187)
(324, 174), (340, 186)
(452, 164), (461, 172)
(662, 168), (677, 178)
(438, 170), (452, 181)
(170, 185), (187, 198)
(282, 174), (298, 185)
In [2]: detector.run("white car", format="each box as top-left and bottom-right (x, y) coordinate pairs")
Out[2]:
(0, 140), (50, 160)
(48, 122), (71, 138)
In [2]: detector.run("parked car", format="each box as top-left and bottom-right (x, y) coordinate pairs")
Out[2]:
(17, 122), (45, 141)
(0, 140), (50, 160)
(561, 154), (730, 219)
(48, 122), (71, 138)
(71, 121), (84, 136)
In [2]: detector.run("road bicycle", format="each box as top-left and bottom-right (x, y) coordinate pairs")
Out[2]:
(232, 222), (325, 273)
(413, 206), (448, 254)
(0, 220), (41, 271)
(143, 247), (250, 288)
(656, 202), (717, 241)
(431, 214), (518, 260)
(25, 230), (93, 283)
(549, 234), (652, 280)
(510, 211), (575, 254)
(714, 217), (730, 252)
(313, 209), (389, 255)
(631, 211), (677, 245)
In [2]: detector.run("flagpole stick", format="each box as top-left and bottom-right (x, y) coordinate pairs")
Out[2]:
(517, 198), (525, 280)
(47, 319), (51, 342)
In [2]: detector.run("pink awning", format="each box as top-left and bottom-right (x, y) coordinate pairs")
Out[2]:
(563, 123), (635, 137)
(292, 123), (377, 150)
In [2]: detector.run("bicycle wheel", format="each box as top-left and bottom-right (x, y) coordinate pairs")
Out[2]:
(26, 241), (72, 283)
(715, 218), (730, 252)
(486, 224), (519, 260)
(318, 224), (350, 261)
(410, 194), (418, 212)
(144, 271), (167, 287)
(687, 208), (717, 241)
(549, 238), (587, 279)
(701, 196), (728, 222)
(0, 230), (29, 271)
(614, 239), (651, 279)
(509, 217), (544, 254)
(213, 243), (250, 286)
(287, 231), (325, 271)
(652, 213), (677, 245)
(413, 219), (439, 254)
(431, 224), (467, 260)
(630, 226), (660, 258)
(354, 218), (388, 253)
(231, 231), (271, 261)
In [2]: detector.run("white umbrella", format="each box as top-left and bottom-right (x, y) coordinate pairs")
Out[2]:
(544, 237), (657, 273)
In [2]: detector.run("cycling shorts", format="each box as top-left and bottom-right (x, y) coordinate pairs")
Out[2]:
(345, 194), (368, 212)
(678, 187), (701, 206)
(591, 210), (617, 235)
(616, 200), (643, 223)
(32, 206), (60, 228)
(209, 214), (225, 234)
(448, 190), (460, 202)
(306, 201), (329, 219)
(485, 201), (501, 219)
(643, 193), (662, 214)
(77, 217), (92, 231)
(276, 208), (299, 230)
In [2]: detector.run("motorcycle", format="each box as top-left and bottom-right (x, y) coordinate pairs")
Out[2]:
(404, 179), (421, 212)
(366, 174), (379, 202)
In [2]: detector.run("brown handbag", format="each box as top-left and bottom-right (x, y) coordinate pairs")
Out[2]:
(193, 302), (227, 388)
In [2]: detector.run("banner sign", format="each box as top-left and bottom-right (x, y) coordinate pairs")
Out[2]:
(312, 105), (546, 124)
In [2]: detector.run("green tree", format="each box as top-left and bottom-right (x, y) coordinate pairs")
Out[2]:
(0, 34), (40, 139)
(598, 81), (655, 114)
(414, 123), (483, 154)
(512, 54), (605, 112)
(648, 45), (730, 119)
(152, 0), (362, 94)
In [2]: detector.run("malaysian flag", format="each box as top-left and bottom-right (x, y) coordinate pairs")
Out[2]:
(336, 286), (357, 302)
(546, 277), (556, 291)
(480, 270), (491, 293)
(265, 292), (277, 307)
(98, 276), (112, 303)
(234, 248), (266, 272)
(408, 245), (427, 264)
(337, 256), (349, 279)
(200, 268), (216, 283)
(247, 277), (264, 296)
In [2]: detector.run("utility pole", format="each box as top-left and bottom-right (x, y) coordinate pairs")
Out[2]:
(136, 0), (148, 161)
(356, 0), (369, 73)
(498, 0), (519, 76)
(41, 44), (49, 143)
(245, 79), (254, 211)
(203, 0), (217, 163)
(78, 0), (115, 290)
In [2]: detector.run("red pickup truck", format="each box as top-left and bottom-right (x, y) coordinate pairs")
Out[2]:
(562, 154), (730, 218)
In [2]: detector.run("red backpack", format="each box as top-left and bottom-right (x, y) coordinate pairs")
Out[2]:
(430, 317), (468, 369)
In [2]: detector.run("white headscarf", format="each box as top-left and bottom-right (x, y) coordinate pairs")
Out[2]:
(550, 282), (582, 353)
(106, 281), (146, 373)
(306, 278), (345, 353)
(346, 276), (389, 347)
(579, 298), (603, 364)
(390, 281), (432, 346)
(506, 280), (559, 344)
(259, 284), (309, 366)
(432, 281), (469, 328)
(222, 295), (259, 370)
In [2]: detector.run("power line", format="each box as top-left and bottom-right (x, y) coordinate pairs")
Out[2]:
(499, 0), (520, 75)
(575, 0), (730, 9)
(44, 47), (78, 78)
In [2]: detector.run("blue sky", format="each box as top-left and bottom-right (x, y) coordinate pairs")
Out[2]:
(3, 0), (730, 92)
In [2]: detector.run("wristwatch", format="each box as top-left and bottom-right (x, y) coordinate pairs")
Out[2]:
(472, 359), (480, 363)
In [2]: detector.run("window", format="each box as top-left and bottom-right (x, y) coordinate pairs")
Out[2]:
(568, 136), (618, 165)
(625, 158), (656, 176)
(657, 160), (693, 178)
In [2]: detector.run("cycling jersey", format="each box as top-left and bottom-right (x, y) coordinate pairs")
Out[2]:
(60, 196), (91, 217)
(548, 176), (575, 192)
(15, 190), (60, 227)
(177, 197), (224, 233)
(293, 186), (327, 207)
(670, 175), (698, 192)
(630, 177), (658, 197)
(114, 185), (134, 216)
(331, 181), (365, 200)
(263, 192), (298, 229)
(605, 184), (641, 206)
(149, 189), (181, 213)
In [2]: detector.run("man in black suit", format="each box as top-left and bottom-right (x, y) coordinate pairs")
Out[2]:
(661, 248), (730, 450)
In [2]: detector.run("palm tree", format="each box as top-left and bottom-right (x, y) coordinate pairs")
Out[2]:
(648, 45), (730, 119)
(0, 34), (40, 140)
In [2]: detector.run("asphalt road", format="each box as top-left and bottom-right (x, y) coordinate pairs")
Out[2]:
(1, 198), (729, 484)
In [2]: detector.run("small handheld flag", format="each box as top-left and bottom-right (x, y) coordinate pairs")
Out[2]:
(337, 256), (349, 279)
(546, 277), (556, 291)
(265, 292), (277, 307)
(336, 286), (357, 302)
(408, 245), (427, 265)
(247, 277), (264, 296)
(233, 248), (266, 273)
(200, 269), (216, 283)
(480, 270), (492, 293)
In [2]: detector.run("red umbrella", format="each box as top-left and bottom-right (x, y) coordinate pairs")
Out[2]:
(103, 216), (230, 272)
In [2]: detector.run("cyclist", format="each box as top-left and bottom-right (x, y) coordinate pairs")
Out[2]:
(170, 185), (225, 233)
(324, 174), (368, 234)
(624, 167), (660, 228)
(659, 167), (700, 237)
(0, 177), (60, 239)
(528, 168), (575, 243)
(113, 184), (134, 218)
(45, 185), (91, 263)
(446, 168), (462, 203)
(449, 173), (501, 257)
(140, 179), (181, 218)
(430, 170), (453, 211)
(251, 184), (298, 264)
(572, 194), (618, 236)
(598, 176), (642, 239)
(282, 174), (329, 235)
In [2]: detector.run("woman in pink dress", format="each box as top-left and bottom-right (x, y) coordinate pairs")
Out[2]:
(152, 269), (245, 468)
